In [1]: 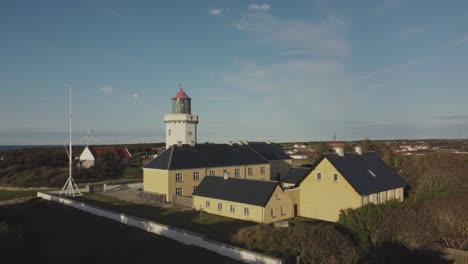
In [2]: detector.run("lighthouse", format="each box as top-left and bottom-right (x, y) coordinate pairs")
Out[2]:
(164, 86), (199, 148)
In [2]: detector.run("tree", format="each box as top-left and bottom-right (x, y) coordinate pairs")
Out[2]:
(290, 223), (357, 264)
(93, 151), (121, 179)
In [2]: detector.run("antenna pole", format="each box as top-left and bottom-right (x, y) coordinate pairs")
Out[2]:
(60, 82), (82, 197)
(69, 82), (72, 184)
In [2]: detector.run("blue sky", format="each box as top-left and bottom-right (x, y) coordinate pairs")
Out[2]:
(1, 0), (468, 145)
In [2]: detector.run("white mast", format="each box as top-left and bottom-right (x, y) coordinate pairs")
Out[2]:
(60, 83), (82, 196)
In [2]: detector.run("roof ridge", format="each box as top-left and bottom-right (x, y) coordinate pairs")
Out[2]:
(270, 143), (292, 159)
(167, 146), (175, 170)
(245, 144), (271, 163)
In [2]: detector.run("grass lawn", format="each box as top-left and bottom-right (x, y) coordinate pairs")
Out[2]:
(0, 198), (240, 264)
(0, 189), (38, 201)
(72, 193), (256, 243)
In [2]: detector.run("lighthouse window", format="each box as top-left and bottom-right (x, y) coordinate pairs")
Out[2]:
(188, 131), (192, 136)
(168, 129), (171, 136)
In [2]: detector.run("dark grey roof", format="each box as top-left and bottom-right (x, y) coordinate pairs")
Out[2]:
(144, 143), (270, 170)
(321, 152), (407, 195)
(283, 167), (312, 186)
(192, 176), (279, 206)
(246, 142), (292, 161)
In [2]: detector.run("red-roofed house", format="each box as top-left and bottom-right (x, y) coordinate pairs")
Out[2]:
(79, 146), (132, 168)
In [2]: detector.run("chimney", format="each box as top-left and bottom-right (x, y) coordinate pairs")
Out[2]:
(177, 141), (182, 147)
(227, 140), (233, 146)
(266, 140), (271, 144)
(355, 146), (362, 155)
(190, 141), (196, 147)
(223, 171), (229, 180)
(334, 147), (344, 157)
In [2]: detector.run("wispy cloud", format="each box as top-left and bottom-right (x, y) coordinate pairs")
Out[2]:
(103, 8), (121, 18)
(209, 8), (225, 16)
(248, 4), (271, 11)
(235, 12), (348, 57)
(374, 0), (404, 16)
(432, 115), (468, 121)
(132, 92), (140, 100)
(98, 86), (113, 95)
(383, 28), (424, 47)
(359, 58), (424, 80)
(448, 34), (468, 48)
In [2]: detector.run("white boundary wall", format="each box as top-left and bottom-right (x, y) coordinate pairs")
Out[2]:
(37, 192), (282, 264)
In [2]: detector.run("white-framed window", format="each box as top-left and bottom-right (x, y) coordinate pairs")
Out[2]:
(205, 201), (210, 208)
(248, 167), (253, 176)
(260, 166), (266, 175)
(230, 205), (235, 213)
(276, 193), (281, 200)
(333, 174), (339, 182)
(316, 172), (322, 180)
(217, 202), (222, 211)
(271, 208), (276, 217)
(176, 172), (183, 182)
(209, 170), (215, 176)
(376, 192), (381, 203)
(244, 207), (249, 216)
(193, 185), (197, 192)
(281, 206), (286, 215)
(234, 168), (240, 177)
(175, 187), (182, 196)
(193, 171), (200, 181)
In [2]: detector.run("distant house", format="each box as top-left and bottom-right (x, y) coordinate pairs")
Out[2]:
(293, 144), (306, 149)
(192, 176), (294, 224)
(79, 146), (132, 169)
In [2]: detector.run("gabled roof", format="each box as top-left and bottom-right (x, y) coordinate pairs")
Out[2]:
(246, 142), (292, 161)
(317, 152), (406, 195)
(88, 146), (132, 160)
(144, 143), (270, 170)
(192, 176), (279, 206)
(283, 167), (312, 186)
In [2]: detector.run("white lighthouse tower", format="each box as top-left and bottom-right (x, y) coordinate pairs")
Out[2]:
(164, 85), (199, 148)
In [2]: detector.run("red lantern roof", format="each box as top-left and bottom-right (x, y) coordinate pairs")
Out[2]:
(172, 87), (190, 100)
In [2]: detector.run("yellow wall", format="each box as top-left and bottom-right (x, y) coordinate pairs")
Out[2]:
(263, 186), (294, 223)
(193, 185), (293, 224)
(299, 158), (362, 222)
(363, 187), (404, 205)
(143, 168), (169, 200)
(285, 188), (300, 217)
(193, 195), (265, 223)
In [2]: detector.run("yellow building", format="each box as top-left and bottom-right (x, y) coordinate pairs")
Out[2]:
(143, 142), (291, 202)
(193, 175), (294, 223)
(298, 147), (406, 222)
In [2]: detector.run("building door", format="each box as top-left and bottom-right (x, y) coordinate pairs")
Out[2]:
(294, 204), (298, 217)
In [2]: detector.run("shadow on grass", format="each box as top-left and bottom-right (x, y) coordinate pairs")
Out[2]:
(73, 194), (255, 243)
(358, 241), (451, 264)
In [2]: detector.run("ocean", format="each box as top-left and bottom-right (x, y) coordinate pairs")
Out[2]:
(0, 145), (61, 151)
